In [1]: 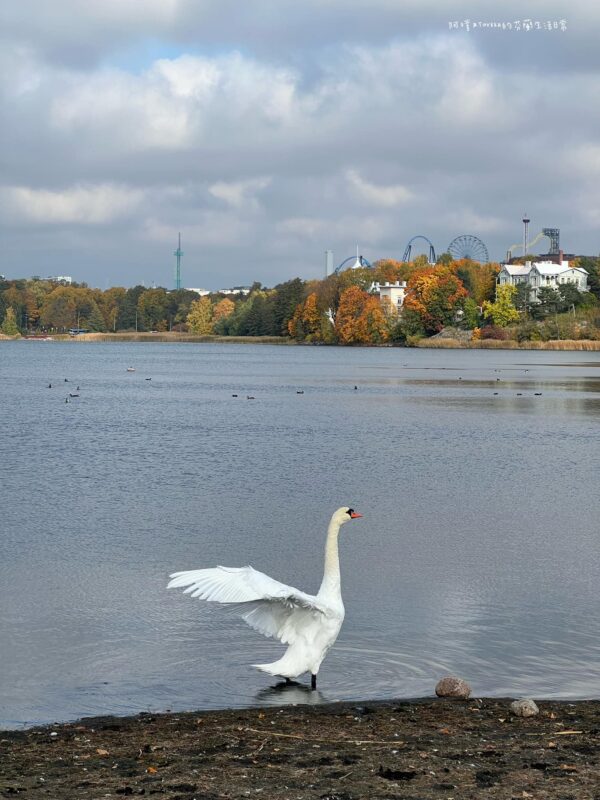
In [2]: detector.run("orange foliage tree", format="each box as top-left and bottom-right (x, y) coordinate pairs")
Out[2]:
(403, 266), (467, 334)
(288, 292), (324, 341)
(213, 297), (235, 325)
(453, 259), (500, 305)
(334, 285), (389, 344)
(371, 259), (406, 284)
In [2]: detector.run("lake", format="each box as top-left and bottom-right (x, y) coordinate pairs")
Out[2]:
(1, 341), (599, 729)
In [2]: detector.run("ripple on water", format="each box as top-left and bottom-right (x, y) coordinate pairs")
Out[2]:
(2, 344), (600, 727)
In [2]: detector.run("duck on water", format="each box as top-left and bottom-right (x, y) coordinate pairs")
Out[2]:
(168, 507), (362, 689)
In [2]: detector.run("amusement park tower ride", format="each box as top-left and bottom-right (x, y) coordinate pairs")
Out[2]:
(522, 213), (530, 257)
(174, 233), (183, 290)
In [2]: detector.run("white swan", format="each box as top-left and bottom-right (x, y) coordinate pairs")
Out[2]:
(167, 506), (362, 688)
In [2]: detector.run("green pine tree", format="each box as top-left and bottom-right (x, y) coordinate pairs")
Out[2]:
(87, 302), (106, 332)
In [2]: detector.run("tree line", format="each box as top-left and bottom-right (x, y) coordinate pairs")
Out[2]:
(0, 275), (309, 337)
(2, 253), (600, 343)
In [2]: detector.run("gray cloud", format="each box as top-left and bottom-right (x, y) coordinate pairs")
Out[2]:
(1, 2), (598, 289)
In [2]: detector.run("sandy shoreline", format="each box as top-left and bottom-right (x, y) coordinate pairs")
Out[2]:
(2, 697), (599, 799)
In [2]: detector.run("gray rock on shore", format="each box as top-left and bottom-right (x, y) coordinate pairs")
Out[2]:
(510, 699), (539, 717)
(435, 676), (472, 699)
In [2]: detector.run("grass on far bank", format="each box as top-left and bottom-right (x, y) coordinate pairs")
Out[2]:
(67, 332), (293, 344)
(418, 337), (600, 350)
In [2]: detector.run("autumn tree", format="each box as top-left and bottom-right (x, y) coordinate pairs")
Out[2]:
(39, 286), (78, 330)
(212, 298), (235, 326)
(165, 289), (201, 331)
(361, 295), (390, 343)
(301, 293), (322, 339)
(335, 286), (366, 343)
(287, 303), (304, 339)
(455, 260), (500, 305)
(1, 307), (20, 336)
(186, 296), (213, 334)
(288, 292), (324, 341)
(371, 259), (406, 284)
(98, 286), (126, 330)
(314, 274), (343, 323)
(334, 285), (389, 344)
(137, 288), (168, 331)
(412, 254), (430, 268)
(482, 284), (520, 327)
(403, 266), (467, 334)
(2, 285), (30, 328)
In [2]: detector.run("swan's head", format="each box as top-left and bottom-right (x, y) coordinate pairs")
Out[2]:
(333, 506), (363, 527)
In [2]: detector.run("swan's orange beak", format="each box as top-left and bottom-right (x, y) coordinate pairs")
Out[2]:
(350, 511), (363, 519)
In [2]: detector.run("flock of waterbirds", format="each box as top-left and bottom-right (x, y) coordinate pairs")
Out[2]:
(454, 367), (543, 397)
(48, 367), (310, 404)
(48, 365), (544, 403)
(48, 367), (150, 403)
(45, 377), (82, 403)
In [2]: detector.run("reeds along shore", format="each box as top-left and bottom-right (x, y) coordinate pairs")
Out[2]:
(417, 338), (600, 350)
(34, 332), (292, 344)
(47, 334), (600, 350)
(4, 332), (600, 349)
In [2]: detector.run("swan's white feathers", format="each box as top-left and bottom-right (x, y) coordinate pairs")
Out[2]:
(167, 565), (326, 644)
(168, 565), (315, 604)
(239, 600), (325, 644)
(167, 507), (359, 679)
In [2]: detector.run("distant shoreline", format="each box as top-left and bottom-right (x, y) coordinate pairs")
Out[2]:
(4, 332), (600, 350)
(4, 332), (294, 345)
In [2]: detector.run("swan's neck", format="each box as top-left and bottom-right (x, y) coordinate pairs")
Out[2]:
(318, 518), (342, 599)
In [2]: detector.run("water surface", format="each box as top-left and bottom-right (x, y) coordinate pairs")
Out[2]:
(1, 342), (599, 728)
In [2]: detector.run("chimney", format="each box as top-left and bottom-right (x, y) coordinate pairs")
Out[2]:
(559, 248), (564, 265)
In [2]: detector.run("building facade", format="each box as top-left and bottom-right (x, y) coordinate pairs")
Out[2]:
(370, 281), (408, 313)
(498, 260), (588, 301)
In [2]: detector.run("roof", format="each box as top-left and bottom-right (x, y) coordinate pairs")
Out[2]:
(502, 260), (589, 277)
(532, 261), (588, 276)
(501, 264), (530, 276)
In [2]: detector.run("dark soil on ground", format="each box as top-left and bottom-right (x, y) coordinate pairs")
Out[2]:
(1, 698), (599, 799)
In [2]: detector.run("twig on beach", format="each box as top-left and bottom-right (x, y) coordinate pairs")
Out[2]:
(523, 730), (584, 737)
(244, 727), (405, 746)
(233, 738), (268, 759)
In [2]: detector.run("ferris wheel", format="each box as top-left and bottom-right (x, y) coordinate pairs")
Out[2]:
(447, 235), (489, 263)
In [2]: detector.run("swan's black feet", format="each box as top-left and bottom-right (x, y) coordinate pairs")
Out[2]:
(311, 674), (317, 690)
(285, 677), (293, 685)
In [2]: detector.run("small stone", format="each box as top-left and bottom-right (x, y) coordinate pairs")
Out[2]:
(510, 699), (539, 717)
(435, 676), (471, 699)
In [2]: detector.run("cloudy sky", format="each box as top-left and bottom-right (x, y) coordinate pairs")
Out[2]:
(1, 1), (598, 290)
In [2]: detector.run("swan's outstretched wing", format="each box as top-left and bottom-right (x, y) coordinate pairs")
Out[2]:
(168, 565), (326, 644)
(168, 565), (317, 605)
